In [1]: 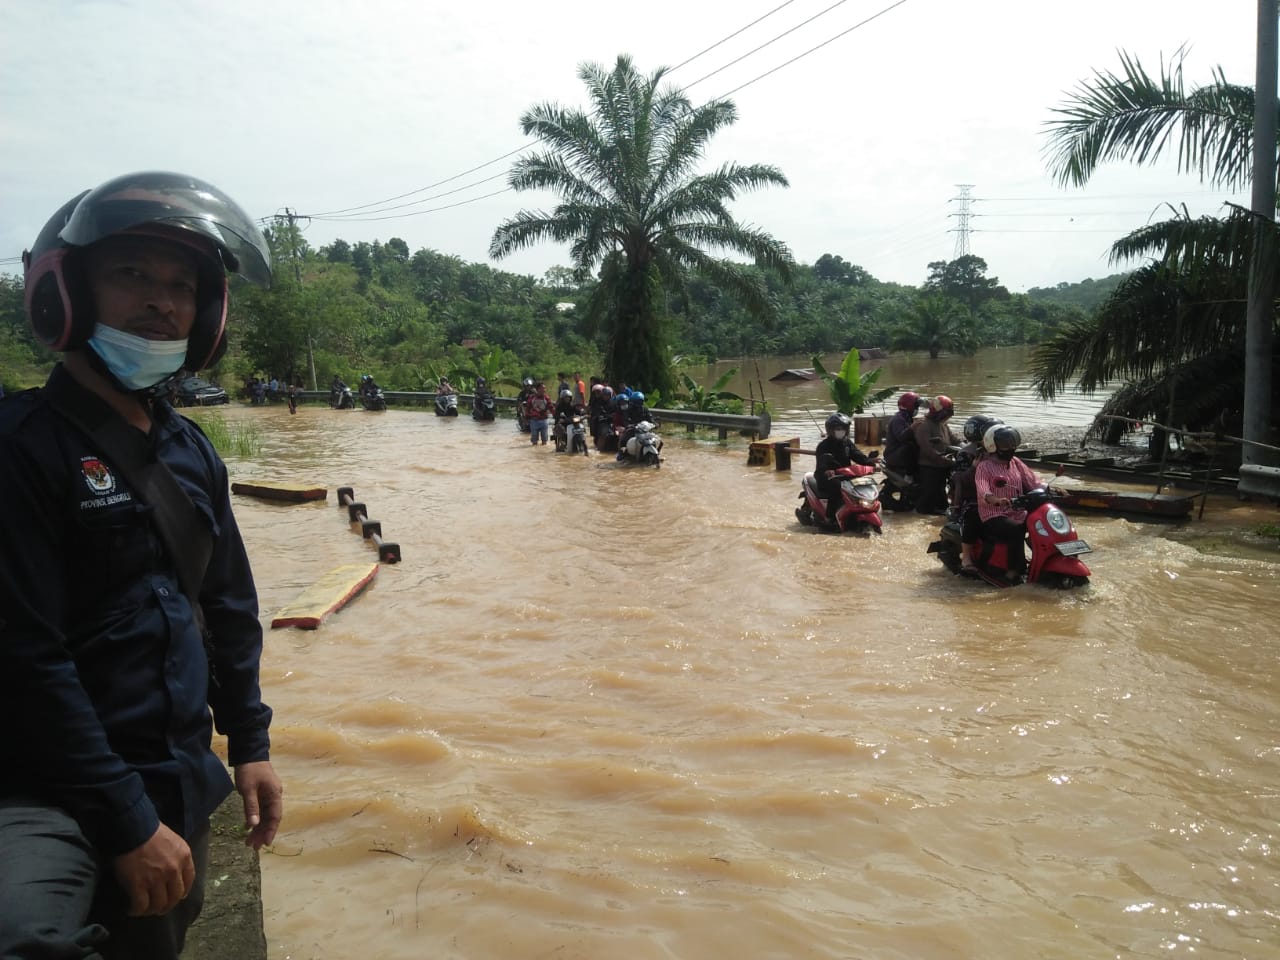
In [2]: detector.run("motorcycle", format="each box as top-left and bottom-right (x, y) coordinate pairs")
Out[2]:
(878, 464), (919, 512)
(360, 387), (387, 411)
(618, 421), (663, 467)
(472, 394), (496, 421)
(926, 487), (1092, 588)
(795, 463), (883, 534)
(592, 412), (619, 451)
(554, 414), (588, 455)
(516, 398), (530, 432)
(435, 392), (459, 416)
(330, 386), (355, 410)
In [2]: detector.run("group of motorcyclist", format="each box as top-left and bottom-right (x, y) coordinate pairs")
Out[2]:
(328, 373), (385, 410)
(816, 390), (1051, 578)
(513, 377), (655, 456)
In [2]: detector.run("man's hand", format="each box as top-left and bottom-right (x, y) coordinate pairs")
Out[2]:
(112, 823), (194, 917)
(234, 760), (284, 850)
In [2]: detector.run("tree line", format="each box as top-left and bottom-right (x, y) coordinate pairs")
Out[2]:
(0, 244), (1091, 400)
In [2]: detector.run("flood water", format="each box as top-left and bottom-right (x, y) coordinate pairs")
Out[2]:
(208, 349), (1279, 960)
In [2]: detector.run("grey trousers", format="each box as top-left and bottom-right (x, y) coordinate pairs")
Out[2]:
(0, 798), (209, 960)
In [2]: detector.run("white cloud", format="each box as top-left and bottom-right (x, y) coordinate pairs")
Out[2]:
(1, 0), (1258, 290)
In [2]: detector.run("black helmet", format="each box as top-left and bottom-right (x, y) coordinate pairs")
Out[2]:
(824, 412), (852, 437)
(983, 424), (1022, 455)
(963, 415), (1003, 445)
(522, 376), (534, 388)
(23, 171), (271, 372)
(477, 377), (487, 388)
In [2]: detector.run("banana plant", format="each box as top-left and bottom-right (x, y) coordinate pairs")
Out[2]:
(459, 348), (517, 394)
(677, 366), (742, 412)
(812, 348), (895, 415)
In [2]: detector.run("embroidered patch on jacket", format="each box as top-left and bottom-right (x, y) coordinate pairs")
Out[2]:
(81, 456), (116, 496)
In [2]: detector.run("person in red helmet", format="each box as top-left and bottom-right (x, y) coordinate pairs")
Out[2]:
(910, 394), (958, 514)
(0, 172), (281, 960)
(883, 391), (922, 478)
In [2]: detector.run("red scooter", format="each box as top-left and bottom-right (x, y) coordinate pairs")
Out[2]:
(795, 464), (884, 534)
(927, 487), (1092, 588)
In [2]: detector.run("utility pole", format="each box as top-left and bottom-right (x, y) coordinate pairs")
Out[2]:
(948, 184), (975, 259)
(1244, 0), (1277, 470)
(284, 207), (317, 391)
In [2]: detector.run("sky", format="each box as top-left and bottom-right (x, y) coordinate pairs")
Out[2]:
(0, 0), (1264, 293)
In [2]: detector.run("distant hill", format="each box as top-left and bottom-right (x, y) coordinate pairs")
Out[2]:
(1025, 273), (1128, 313)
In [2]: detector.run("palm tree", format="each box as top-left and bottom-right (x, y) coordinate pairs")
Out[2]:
(1043, 49), (1260, 194)
(891, 295), (974, 358)
(1034, 50), (1279, 441)
(489, 55), (794, 396)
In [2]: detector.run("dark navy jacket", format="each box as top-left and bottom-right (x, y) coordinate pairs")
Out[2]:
(0, 366), (272, 855)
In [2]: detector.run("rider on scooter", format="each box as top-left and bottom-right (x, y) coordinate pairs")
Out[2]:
(614, 392), (651, 460)
(974, 424), (1042, 580)
(816, 412), (879, 528)
(553, 387), (582, 448)
(952, 415), (1002, 572)
(330, 374), (349, 408)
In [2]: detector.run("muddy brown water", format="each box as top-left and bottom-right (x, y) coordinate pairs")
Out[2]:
(207, 349), (1278, 959)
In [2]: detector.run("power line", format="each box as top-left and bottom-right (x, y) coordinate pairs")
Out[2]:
(974, 228), (1131, 234)
(684, 0), (854, 90)
(295, 0), (912, 225)
(711, 0), (909, 101)
(977, 192), (1240, 202)
(304, 188), (515, 223)
(305, 146), (531, 218)
(302, 1), (813, 221)
(669, 0), (802, 72)
(309, 172), (510, 222)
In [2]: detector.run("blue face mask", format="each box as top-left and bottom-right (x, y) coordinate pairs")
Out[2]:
(87, 324), (189, 390)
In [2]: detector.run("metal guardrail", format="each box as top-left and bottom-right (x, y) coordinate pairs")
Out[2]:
(293, 392), (771, 438)
(1238, 464), (1280, 499)
(647, 407), (770, 440)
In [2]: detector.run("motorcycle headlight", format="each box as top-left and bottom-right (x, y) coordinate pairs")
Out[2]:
(1034, 520), (1048, 538)
(1045, 507), (1071, 535)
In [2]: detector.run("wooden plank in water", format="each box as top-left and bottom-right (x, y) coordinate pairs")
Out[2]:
(270, 562), (379, 630)
(1057, 489), (1194, 519)
(232, 481), (328, 503)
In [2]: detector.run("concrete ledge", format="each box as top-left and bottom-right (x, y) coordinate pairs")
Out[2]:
(183, 796), (267, 960)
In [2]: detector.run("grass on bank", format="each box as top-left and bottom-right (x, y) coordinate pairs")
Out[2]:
(185, 410), (262, 459)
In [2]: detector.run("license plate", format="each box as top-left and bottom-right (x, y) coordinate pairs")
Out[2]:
(1056, 539), (1092, 557)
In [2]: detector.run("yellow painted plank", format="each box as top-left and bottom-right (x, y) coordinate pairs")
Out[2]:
(232, 481), (328, 503)
(270, 562), (379, 630)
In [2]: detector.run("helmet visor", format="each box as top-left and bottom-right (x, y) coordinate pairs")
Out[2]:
(59, 171), (271, 286)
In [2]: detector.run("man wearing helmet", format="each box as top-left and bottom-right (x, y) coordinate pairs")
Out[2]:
(614, 389), (654, 460)
(974, 424), (1044, 580)
(553, 385), (584, 450)
(815, 412), (880, 528)
(910, 394), (958, 515)
(883, 391), (922, 478)
(0, 172), (282, 959)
